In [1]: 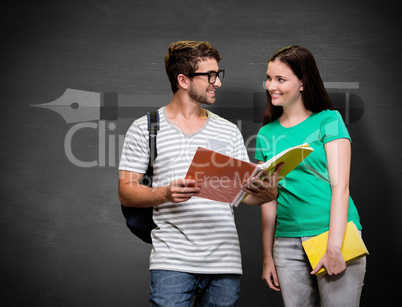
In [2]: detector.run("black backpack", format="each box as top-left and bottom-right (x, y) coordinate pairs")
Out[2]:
(121, 110), (159, 243)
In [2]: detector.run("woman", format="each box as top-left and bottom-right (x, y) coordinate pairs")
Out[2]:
(256, 46), (366, 306)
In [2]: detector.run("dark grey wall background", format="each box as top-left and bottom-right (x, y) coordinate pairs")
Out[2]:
(1, 0), (401, 306)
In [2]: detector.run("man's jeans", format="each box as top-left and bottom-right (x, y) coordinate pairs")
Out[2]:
(273, 236), (366, 307)
(150, 270), (240, 307)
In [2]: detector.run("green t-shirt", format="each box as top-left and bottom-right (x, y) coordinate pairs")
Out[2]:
(255, 110), (361, 237)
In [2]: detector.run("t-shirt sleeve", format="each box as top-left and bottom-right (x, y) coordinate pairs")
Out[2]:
(321, 110), (352, 145)
(232, 127), (250, 163)
(255, 129), (267, 162)
(118, 120), (149, 173)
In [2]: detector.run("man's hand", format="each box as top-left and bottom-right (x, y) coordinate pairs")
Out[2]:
(119, 171), (200, 207)
(166, 179), (201, 203)
(242, 163), (284, 205)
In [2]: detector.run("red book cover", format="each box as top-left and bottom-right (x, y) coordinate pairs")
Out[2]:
(185, 147), (257, 203)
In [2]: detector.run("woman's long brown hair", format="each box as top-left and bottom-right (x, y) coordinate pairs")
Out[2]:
(263, 46), (333, 125)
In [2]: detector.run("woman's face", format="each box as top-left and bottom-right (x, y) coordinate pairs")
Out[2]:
(265, 60), (304, 109)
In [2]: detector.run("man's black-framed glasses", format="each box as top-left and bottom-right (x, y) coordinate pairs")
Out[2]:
(186, 69), (225, 84)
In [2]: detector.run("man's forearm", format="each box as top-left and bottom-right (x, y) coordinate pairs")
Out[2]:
(119, 183), (169, 208)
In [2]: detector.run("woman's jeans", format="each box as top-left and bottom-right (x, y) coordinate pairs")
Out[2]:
(273, 236), (366, 307)
(150, 270), (240, 307)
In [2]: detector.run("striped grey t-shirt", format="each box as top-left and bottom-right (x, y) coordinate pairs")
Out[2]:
(119, 107), (249, 274)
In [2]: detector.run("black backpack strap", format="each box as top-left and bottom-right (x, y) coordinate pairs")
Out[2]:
(145, 110), (159, 180)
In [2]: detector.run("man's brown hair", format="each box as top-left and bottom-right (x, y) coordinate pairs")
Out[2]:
(164, 41), (222, 93)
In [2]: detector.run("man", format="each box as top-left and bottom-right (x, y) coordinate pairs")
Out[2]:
(119, 41), (280, 306)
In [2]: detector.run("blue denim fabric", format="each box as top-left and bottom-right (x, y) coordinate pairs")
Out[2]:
(150, 270), (240, 307)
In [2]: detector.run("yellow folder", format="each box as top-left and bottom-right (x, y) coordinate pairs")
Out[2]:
(302, 222), (369, 276)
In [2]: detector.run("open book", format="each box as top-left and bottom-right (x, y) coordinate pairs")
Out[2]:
(302, 221), (369, 276)
(185, 143), (313, 206)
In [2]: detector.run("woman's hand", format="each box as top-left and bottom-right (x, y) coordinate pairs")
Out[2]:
(262, 258), (281, 291)
(242, 163), (284, 205)
(311, 249), (346, 276)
